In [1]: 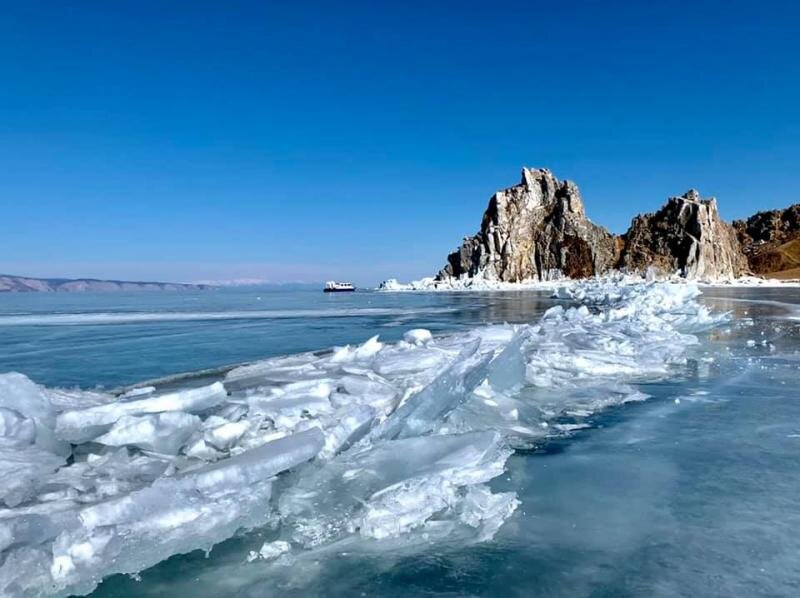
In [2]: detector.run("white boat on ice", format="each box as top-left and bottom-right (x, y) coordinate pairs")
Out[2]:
(323, 281), (355, 293)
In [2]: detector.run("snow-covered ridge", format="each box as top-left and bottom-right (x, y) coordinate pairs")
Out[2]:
(0, 278), (727, 596)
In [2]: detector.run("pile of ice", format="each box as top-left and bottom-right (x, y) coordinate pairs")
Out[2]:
(699, 275), (800, 287)
(0, 278), (726, 596)
(378, 273), (563, 292)
(380, 269), (800, 292)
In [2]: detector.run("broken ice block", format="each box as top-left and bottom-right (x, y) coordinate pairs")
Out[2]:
(56, 382), (227, 443)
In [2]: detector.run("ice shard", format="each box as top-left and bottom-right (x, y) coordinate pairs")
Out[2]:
(370, 339), (492, 441)
(0, 429), (324, 597)
(55, 382), (228, 443)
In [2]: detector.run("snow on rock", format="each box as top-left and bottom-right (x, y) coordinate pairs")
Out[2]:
(0, 277), (728, 596)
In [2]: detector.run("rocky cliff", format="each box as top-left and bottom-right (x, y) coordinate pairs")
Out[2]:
(433, 168), (779, 284)
(733, 204), (800, 279)
(0, 274), (211, 293)
(437, 168), (618, 282)
(618, 190), (746, 279)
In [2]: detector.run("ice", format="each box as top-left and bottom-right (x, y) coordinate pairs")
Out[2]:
(403, 328), (433, 345)
(95, 412), (202, 455)
(0, 373), (68, 456)
(334, 375), (398, 416)
(77, 429), (323, 530)
(369, 340), (492, 441)
(42, 387), (116, 412)
(203, 419), (250, 451)
(318, 405), (375, 459)
(0, 430), (323, 597)
(56, 382), (227, 443)
(224, 353), (320, 389)
(247, 540), (290, 562)
(0, 374), (56, 429)
(0, 277), (729, 595)
(0, 407), (36, 447)
(279, 431), (513, 547)
(0, 446), (65, 507)
(119, 386), (156, 399)
(330, 335), (384, 363)
(378, 275), (562, 292)
(459, 485), (520, 541)
(379, 270), (800, 293)
(486, 329), (530, 392)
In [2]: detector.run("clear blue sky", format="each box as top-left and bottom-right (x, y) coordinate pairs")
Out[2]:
(1, 1), (799, 285)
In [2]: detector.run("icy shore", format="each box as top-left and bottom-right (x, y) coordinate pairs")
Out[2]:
(0, 278), (728, 596)
(378, 272), (800, 292)
(377, 275), (563, 292)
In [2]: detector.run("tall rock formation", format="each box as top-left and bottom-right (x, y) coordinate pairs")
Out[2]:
(428, 166), (799, 286)
(437, 168), (618, 282)
(733, 204), (800, 279)
(618, 190), (746, 279)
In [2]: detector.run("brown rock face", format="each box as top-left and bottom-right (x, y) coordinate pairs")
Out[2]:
(733, 204), (800, 279)
(618, 190), (746, 279)
(437, 168), (618, 282)
(432, 166), (800, 284)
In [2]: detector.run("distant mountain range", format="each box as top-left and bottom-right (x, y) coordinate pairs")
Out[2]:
(189, 279), (322, 289)
(189, 278), (271, 287)
(0, 274), (212, 293)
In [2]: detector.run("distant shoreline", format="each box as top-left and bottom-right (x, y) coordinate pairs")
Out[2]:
(0, 273), (212, 293)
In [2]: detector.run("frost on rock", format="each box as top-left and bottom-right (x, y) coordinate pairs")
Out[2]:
(0, 278), (726, 596)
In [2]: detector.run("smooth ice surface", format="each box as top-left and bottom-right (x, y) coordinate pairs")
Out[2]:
(3, 279), (798, 597)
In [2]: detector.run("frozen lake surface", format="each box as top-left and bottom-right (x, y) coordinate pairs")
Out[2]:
(0, 282), (799, 597)
(0, 286), (558, 389)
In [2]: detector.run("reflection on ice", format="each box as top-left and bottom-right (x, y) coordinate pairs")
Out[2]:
(0, 278), (728, 596)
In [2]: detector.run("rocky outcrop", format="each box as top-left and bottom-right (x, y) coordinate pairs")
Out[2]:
(432, 168), (767, 284)
(0, 274), (211, 293)
(733, 204), (800, 279)
(437, 168), (618, 282)
(618, 190), (747, 280)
